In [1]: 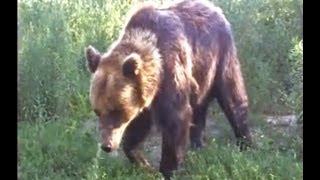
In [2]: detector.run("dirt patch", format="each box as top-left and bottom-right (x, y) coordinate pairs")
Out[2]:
(81, 112), (301, 169)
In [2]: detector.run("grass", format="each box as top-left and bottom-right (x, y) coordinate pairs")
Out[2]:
(18, 112), (303, 180)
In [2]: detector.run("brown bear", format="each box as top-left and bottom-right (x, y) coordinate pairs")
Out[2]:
(84, 0), (252, 179)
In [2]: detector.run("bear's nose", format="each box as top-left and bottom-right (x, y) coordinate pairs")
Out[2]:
(101, 143), (112, 153)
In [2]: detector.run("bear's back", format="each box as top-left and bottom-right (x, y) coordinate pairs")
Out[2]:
(124, 0), (233, 53)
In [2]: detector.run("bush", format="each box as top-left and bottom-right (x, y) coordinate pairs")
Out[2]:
(18, 0), (135, 121)
(18, 0), (303, 121)
(214, 0), (303, 113)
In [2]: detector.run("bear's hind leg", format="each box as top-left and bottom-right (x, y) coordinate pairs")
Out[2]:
(215, 55), (252, 150)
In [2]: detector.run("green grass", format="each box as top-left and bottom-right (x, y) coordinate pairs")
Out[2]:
(18, 113), (303, 180)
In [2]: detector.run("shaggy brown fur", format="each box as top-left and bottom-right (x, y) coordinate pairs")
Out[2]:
(84, 0), (252, 179)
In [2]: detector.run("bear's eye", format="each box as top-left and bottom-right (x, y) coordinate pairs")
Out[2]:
(108, 109), (123, 127)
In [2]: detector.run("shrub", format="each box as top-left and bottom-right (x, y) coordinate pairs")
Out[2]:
(18, 0), (303, 121)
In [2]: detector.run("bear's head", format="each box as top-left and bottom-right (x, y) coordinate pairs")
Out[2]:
(84, 29), (162, 153)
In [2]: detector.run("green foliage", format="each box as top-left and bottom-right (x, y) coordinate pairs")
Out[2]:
(18, 0), (303, 121)
(18, 0), (303, 179)
(214, 0), (303, 113)
(18, 114), (302, 179)
(18, 0), (134, 121)
(180, 140), (302, 180)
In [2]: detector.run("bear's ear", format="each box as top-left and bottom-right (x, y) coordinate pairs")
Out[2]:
(85, 45), (101, 73)
(122, 53), (142, 78)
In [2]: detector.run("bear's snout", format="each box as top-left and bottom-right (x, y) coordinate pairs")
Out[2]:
(100, 142), (113, 153)
(99, 129), (116, 153)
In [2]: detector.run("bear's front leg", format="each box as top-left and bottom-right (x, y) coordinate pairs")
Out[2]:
(122, 110), (152, 168)
(158, 103), (193, 179)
